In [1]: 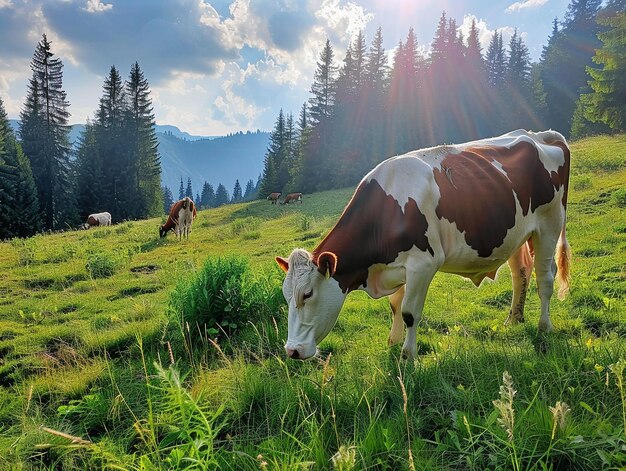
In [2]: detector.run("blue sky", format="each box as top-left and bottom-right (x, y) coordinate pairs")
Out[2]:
(0, 0), (572, 136)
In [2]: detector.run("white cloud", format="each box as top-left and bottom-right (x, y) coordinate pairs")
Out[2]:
(505, 0), (548, 14)
(0, 0), (13, 8)
(83, 0), (113, 13)
(459, 14), (518, 53)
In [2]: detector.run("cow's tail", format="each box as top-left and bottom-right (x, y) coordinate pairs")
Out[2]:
(555, 223), (571, 300)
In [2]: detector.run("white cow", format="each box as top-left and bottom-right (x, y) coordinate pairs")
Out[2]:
(84, 212), (112, 228)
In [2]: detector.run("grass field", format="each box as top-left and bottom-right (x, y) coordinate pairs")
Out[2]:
(0, 135), (625, 470)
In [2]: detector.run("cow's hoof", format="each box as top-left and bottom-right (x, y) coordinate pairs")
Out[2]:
(505, 310), (525, 326)
(538, 319), (553, 332)
(401, 347), (415, 361)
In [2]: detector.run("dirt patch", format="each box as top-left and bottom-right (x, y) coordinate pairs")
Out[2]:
(130, 264), (160, 274)
(107, 285), (162, 301)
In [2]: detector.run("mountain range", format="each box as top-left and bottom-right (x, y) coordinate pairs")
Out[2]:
(8, 120), (270, 196)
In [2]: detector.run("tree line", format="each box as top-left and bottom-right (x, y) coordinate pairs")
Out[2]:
(260, 0), (626, 196)
(0, 34), (164, 239)
(162, 175), (261, 213)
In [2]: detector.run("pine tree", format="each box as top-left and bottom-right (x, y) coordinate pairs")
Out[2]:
(214, 183), (229, 206)
(579, 7), (626, 132)
(19, 34), (75, 230)
(185, 177), (193, 199)
(259, 109), (287, 196)
(0, 97), (41, 238)
(178, 177), (185, 200)
(243, 179), (255, 200)
(231, 179), (242, 202)
(200, 181), (215, 208)
(505, 29), (534, 129)
(162, 186), (173, 213)
(126, 62), (162, 218)
(486, 31), (506, 88)
(309, 39), (337, 124)
(540, 0), (602, 135)
(75, 121), (105, 217)
(95, 65), (128, 219)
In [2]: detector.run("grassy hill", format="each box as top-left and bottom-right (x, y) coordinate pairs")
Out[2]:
(0, 135), (624, 469)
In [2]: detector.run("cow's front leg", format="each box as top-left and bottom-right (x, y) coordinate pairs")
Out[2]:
(400, 267), (437, 359)
(388, 285), (405, 346)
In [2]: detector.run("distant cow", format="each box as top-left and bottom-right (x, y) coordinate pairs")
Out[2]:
(281, 193), (303, 204)
(267, 192), (281, 204)
(160, 197), (197, 239)
(84, 212), (111, 229)
(276, 130), (571, 360)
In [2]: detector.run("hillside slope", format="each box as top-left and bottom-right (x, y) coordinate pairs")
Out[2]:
(0, 135), (624, 469)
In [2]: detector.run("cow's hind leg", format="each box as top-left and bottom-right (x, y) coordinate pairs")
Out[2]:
(400, 266), (437, 359)
(506, 241), (534, 325)
(532, 232), (559, 332)
(388, 285), (405, 346)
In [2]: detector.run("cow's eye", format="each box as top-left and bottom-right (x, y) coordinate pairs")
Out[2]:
(303, 290), (313, 301)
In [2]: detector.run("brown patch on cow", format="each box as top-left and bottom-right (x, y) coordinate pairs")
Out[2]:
(87, 216), (98, 226)
(313, 179), (434, 293)
(433, 141), (568, 258)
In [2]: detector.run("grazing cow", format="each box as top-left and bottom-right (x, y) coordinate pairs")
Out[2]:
(281, 192), (303, 205)
(276, 130), (571, 360)
(267, 192), (281, 204)
(159, 197), (197, 239)
(84, 212), (111, 228)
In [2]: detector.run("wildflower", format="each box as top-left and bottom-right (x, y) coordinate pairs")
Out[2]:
(549, 401), (571, 439)
(331, 445), (356, 471)
(493, 370), (516, 441)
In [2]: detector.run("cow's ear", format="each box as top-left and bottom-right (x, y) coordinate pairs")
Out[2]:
(317, 251), (338, 278)
(275, 256), (289, 273)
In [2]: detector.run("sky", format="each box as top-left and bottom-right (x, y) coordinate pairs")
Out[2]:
(0, 0), (573, 136)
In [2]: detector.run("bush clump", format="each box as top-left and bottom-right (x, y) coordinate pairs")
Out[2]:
(85, 251), (120, 278)
(168, 256), (283, 339)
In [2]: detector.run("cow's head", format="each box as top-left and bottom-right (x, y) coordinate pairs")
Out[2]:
(276, 248), (346, 360)
(159, 225), (168, 238)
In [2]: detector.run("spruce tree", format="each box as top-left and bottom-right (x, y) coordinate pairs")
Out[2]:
(19, 34), (75, 230)
(162, 186), (173, 213)
(75, 121), (105, 217)
(95, 65), (127, 219)
(200, 181), (215, 208)
(178, 177), (185, 200)
(579, 7), (626, 131)
(185, 177), (193, 199)
(232, 179), (242, 202)
(126, 62), (162, 218)
(214, 183), (229, 206)
(0, 97), (41, 238)
(260, 109), (287, 196)
(243, 179), (255, 200)
(309, 39), (337, 124)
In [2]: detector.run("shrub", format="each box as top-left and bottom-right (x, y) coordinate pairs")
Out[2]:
(168, 256), (284, 340)
(612, 188), (626, 208)
(85, 251), (120, 278)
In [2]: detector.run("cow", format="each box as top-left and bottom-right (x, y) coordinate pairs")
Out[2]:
(159, 197), (197, 239)
(267, 192), (281, 204)
(83, 212), (111, 229)
(276, 130), (571, 360)
(281, 192), (303, 205)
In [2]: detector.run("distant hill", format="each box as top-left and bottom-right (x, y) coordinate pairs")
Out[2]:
(8, 120), (269, 195)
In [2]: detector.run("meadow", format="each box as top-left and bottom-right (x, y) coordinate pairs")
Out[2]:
(0, 134), (625, 470)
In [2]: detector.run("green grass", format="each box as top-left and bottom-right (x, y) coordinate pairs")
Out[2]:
(0, 136), (625, 469)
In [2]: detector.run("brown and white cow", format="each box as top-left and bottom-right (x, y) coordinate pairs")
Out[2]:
(159, 197), (197, 239)
(267, 192), (281, 204)
(276, 130), (571, 360)
(281, 192), (303, 205)
(84, 212), (111, 228)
